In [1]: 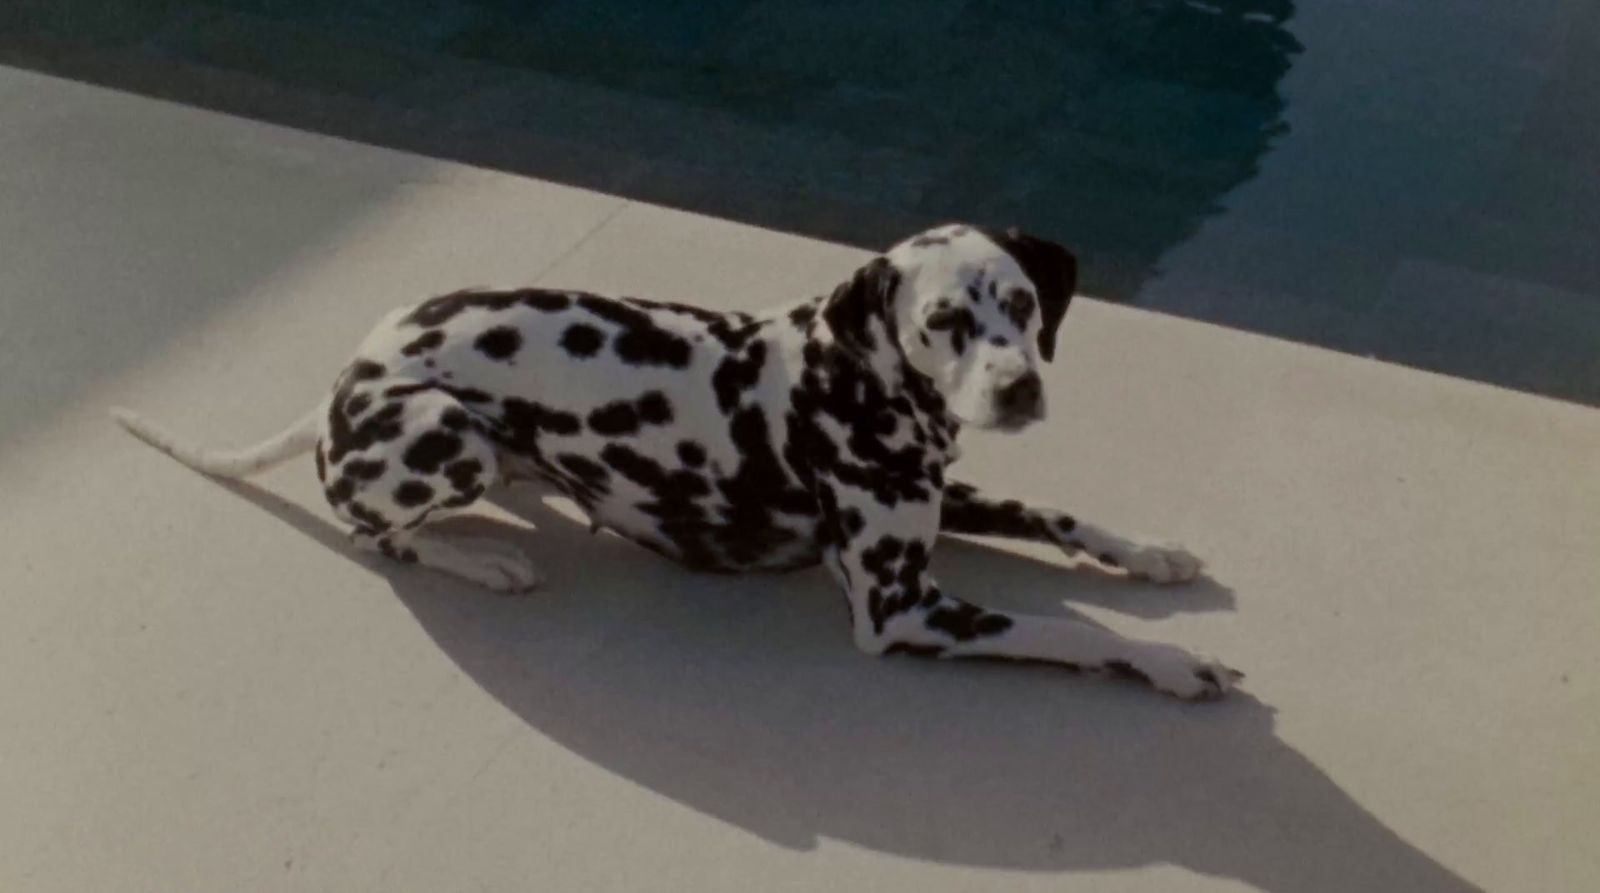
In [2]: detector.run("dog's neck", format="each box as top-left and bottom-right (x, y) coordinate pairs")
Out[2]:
(866, 312), (962, 447)
(897, 359), (956, 432)
(800, 327), (962, 459)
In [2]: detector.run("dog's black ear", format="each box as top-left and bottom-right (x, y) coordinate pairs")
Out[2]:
(982, 227), (1077, 362)
(821, 257), (900, 357)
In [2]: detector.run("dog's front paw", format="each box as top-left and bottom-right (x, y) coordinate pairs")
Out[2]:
(1123, 543), (1204, 584)
(1108, 644), (1242, 700)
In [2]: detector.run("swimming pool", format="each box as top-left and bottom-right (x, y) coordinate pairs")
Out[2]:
(3, 0), (1597, 402)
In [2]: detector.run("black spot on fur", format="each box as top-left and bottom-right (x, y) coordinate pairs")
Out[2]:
(441, 408), (470, 431)
(599, 443), (670, 489)
(820, 258), (898, 358)
(344, 360), (385, 383)
(861, 536), (905, 583)
(928, 307), (979, 355)
(344, 393), (372, 419)
(813, 482), (852, 554)
(710, 317), (766, 350)
(393, 480), (434, 507)
(560, 323), (604, 358)
(443, 459), (483, 492)
(791, 354), (941, 508)
(588, 400), (641, 436)
(474, 326), (522, 361)
(1097, 552), (1121, 567)
(521, 290), (571, 312)
(599, 443), (721, 568)
(855, 535), (945, 633)
(939, 488), (1045, 539)
(400, 330), (444, 357)
(712, 341), (767, 413)
(712, 405), (815, 566)
(500, 398), (581, 449)
(327, 368), (405, 464)
(403, 431), (463, 474)
(384, 383), (434, 399)
(622, 298), (764, 356)
(637, 391), (673, 425)
(788, 302), (817, 327)
(441, 485), (484, 508)
(325, 477), (355, 504)
(345, 458), (387, 480)
(614, 326), (691, 368)
(975, 613), (1014, 635)
(577, 294), (693, 368)
(676, 441), (707, 467)
(404, 290), (521, 327)
(801, 341), (825, 369)
(557, 454), (610, 499)
(314, 445), (327, 482)
(346, 500), (390, 532)
(1004, 289), (1036, 330)
(926, 601), (1013, 641)
(441, 385), (493, 404)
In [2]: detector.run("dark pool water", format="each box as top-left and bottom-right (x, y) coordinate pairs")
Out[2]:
(4, 0), (1597, 402)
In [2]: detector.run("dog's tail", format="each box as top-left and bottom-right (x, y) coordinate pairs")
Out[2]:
(110, 402), (325, 479)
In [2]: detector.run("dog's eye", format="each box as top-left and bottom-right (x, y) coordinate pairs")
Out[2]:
(925, 308), (961, 330)
(1008, 290), (1035, 318)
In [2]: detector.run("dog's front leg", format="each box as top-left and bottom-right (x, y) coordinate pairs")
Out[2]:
(819, 478), (1239, 700)
(940, 480), (1203, 583)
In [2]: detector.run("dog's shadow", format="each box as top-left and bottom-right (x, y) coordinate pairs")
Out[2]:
(228, 480), (1483, 893)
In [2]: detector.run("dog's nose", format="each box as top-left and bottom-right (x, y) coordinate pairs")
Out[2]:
(996, 371), (1043, 416)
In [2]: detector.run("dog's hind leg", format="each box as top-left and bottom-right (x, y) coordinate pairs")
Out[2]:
(321, 389), (542, 593)
(350, 527), (544, 593)
(939, 481), (1203, 583)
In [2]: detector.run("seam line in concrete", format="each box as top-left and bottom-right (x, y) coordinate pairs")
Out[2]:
(529, 199), (632, 285)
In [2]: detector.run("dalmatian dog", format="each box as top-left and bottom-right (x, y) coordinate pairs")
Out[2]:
(114, 224), (1241, 699)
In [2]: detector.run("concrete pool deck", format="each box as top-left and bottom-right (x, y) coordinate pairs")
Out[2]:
(2, 67), (1596, 892)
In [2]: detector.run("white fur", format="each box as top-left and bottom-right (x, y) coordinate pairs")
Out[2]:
(110, 404), (323, 478)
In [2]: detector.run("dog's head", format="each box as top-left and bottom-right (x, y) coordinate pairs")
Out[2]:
(821, 224), (1077, 431)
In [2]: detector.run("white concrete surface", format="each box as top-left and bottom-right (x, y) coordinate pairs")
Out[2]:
(2, 68), (1597, 893)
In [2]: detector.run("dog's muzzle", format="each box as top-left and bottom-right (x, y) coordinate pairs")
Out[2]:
(993, 371), (1044, 429)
